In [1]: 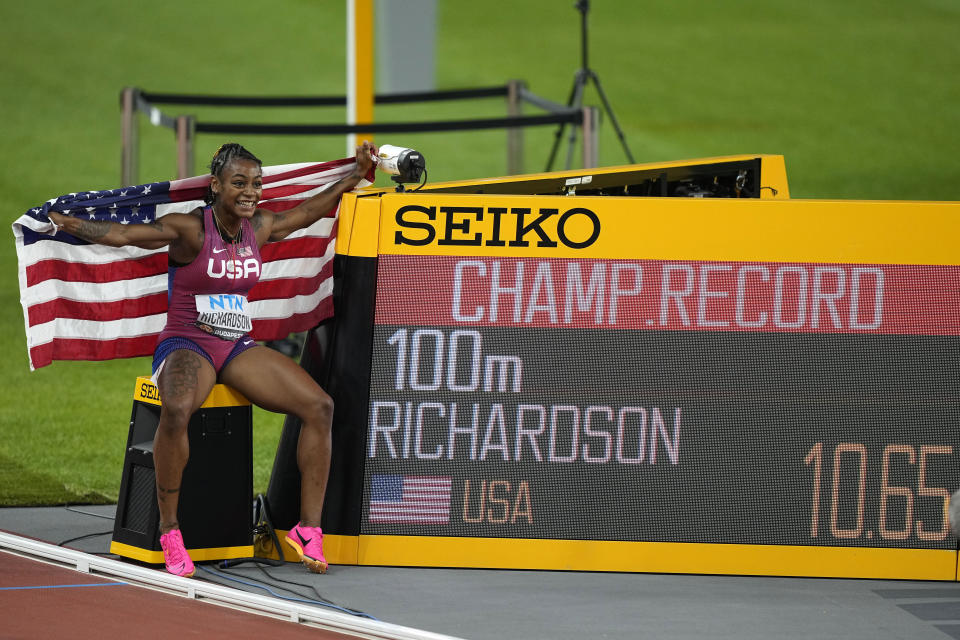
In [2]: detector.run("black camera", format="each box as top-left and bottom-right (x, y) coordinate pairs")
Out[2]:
(377, 144), (426, 187)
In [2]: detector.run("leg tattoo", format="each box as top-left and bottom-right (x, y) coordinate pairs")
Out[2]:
(163, 354), (202, 399)
(157, 484), (181, 503)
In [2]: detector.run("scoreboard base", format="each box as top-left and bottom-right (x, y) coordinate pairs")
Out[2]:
(260, 531), (358, 565)
(313, 535), (959, 581)
(108, 540), (253, 564)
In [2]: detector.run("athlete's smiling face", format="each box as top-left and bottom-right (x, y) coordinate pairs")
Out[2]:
(212, 159), (263, 219)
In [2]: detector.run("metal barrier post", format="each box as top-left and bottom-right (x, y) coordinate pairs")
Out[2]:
(175, 115), (196, 180)
(507, 79), (525, 175)
(121, 87), (139, 186)
(581, 106), (599, 169)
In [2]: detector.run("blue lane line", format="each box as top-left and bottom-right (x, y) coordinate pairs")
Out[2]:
(0, 582), (129, 591)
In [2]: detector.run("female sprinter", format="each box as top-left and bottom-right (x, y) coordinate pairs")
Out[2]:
(49, 141), (377, 577)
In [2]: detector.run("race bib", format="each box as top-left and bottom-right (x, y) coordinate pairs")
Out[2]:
(194, 293), (252, 341)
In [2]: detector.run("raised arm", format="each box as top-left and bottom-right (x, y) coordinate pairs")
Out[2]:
(258, 141), (377, 244)
(48, 210), (203, 253)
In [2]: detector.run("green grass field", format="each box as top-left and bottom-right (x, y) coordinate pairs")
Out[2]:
(2, 0), (958, 505)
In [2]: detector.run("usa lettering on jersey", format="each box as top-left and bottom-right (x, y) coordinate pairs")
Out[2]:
(206, 258), (261, 280)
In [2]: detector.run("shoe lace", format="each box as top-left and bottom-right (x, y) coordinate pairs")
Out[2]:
(306, 531), (325, 555)
(163, 533), (186, 564)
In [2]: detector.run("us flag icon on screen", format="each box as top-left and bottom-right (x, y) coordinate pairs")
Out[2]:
(369, 475), (452, 525)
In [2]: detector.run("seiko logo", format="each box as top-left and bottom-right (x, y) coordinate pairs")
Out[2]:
(394, 205), (601, 249)
(206, 258), (261, 279)
(140, 382), (161, 402)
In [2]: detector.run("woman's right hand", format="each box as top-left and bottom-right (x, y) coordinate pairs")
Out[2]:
(47, 211), (69, 235)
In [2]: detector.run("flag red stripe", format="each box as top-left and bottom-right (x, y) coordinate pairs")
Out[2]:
(27, 294), (167, 326)
(259, 235), (334, 261)
(29, 335), (159, 368)
(166, 186), (208, 203)
(255, 201), (296, 213)
(26, 254), (168, 286)
(251, 300), (334, 340)
(368, 519), (449, 524)
(257, 183), (333, 200)
(24, 236), (333, 287)
(249, 268), (333, 303)
(263, 158), (355, 184)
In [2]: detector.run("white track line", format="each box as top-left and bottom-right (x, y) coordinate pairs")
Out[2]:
(0, 531), (464, 640)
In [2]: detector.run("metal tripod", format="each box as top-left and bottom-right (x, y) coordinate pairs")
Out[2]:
(546, 0), (635, 171)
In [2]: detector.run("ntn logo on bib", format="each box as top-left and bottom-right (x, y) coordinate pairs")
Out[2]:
(197, 294), (248, 313)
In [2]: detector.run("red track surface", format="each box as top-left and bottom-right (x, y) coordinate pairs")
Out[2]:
(0, 550), (360, 639)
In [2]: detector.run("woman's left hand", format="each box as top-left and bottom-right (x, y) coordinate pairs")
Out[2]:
(354, 140), (378, 176)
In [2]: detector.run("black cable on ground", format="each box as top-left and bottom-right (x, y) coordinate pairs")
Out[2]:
(58, 530), (114, 547)
(220, 494), (284, 569)
(210, 494), (378, 620)
(210, 564), (316, 602)
(197, 565), (379, 620)
(216, 563), (356, 613)
(64, 506), (115, 520)
(253, 564), (355, 612)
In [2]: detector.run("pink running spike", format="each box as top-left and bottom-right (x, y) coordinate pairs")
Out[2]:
(159, 529), (195, 578)
(285, 523), (328, 574)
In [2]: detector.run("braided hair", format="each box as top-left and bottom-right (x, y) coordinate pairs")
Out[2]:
(205, 143), (263, 204)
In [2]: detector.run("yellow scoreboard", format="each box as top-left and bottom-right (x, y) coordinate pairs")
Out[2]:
(281, 155), (960, 580)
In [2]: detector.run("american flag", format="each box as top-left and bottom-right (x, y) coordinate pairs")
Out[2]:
(369, 475), (453, 525)
(12, 157), (372, 370)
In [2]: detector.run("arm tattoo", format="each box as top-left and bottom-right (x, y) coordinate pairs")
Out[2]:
(73, 220), (112, 242)
(251, 212), (264, 232)
(119, 220), (164, 237)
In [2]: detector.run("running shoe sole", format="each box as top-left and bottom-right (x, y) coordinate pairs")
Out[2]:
(284, 533), (328, 574)
(170, 565), (195, 578)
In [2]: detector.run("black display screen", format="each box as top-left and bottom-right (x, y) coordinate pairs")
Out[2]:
(361, 253), (960, 550)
